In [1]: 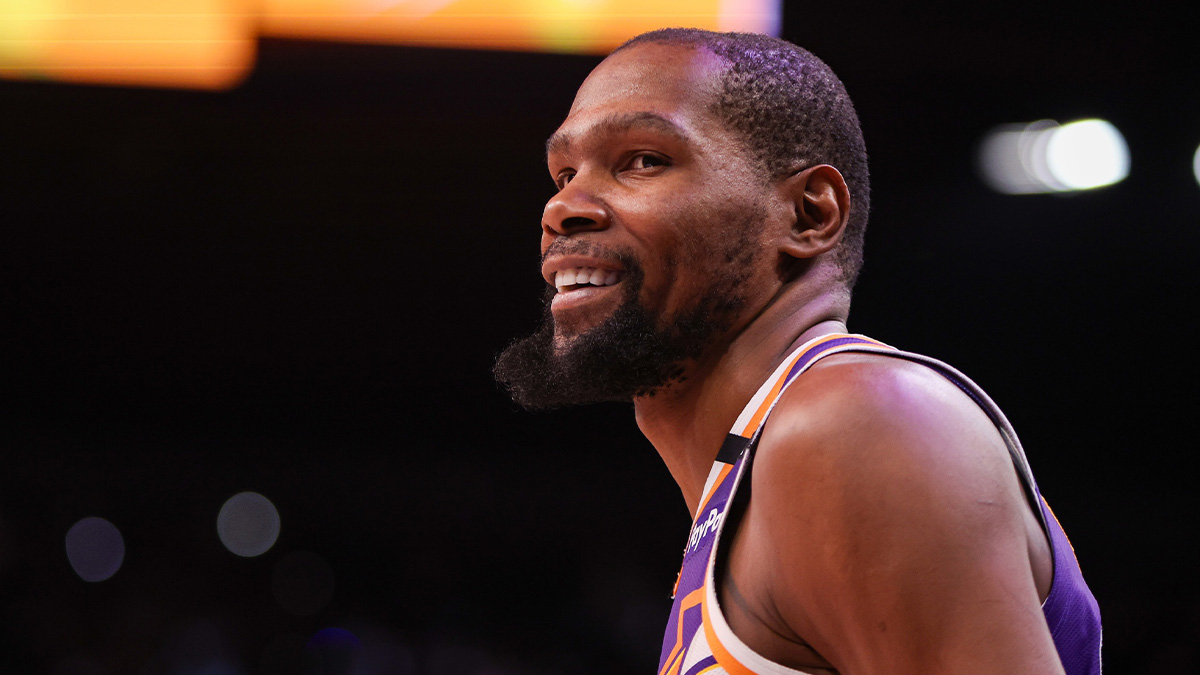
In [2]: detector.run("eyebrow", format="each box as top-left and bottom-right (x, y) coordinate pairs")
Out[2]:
(545, 111), (690, 158)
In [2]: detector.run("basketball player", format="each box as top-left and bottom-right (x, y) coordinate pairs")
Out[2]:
(494, 29), (1101, 675)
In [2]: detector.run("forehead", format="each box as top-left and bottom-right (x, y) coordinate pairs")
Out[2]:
(554, 43), (729, 147)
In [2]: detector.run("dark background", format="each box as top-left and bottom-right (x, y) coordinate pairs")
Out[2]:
(2, 3), (1198, 673)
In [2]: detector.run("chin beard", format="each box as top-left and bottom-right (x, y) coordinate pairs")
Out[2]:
(493, 264), (746, 411)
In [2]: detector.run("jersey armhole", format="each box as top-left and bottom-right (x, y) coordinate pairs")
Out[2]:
(703, 434), (822, 675)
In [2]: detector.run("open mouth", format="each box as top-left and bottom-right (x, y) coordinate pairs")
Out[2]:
(553, 266), (624, 294)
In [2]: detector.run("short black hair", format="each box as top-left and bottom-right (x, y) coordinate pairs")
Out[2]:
(614, 28), (870, 288)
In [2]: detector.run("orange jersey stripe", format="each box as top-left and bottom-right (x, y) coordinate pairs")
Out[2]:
(737, 334), (890, 438)
(660, 587), (706, 675)
(665, 653), (685, 675)
(700, 585), (758, 675)
(737, 352), (804, 437)
(738, 334), (847, 437)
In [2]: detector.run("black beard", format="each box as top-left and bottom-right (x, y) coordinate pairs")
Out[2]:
(493, 262), (747, 411)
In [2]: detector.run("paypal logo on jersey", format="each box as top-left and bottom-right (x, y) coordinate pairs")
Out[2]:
(687, 508), (724, 553)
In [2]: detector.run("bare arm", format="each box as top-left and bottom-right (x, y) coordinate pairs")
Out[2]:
(733, 354), (1061, 675)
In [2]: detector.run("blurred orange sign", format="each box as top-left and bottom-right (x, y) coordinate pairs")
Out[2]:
(0, 0), (778, 90)
(260, 0), (780, 52)
(0, 0), (256, 89)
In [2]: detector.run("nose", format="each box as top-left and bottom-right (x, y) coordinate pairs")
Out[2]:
(542, 181), (609, 237)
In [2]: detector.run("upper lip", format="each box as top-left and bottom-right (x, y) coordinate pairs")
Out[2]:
(540, 255), (625, 287)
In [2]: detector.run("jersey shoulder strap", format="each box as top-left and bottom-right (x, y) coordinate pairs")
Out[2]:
(658, 333), (889, 675)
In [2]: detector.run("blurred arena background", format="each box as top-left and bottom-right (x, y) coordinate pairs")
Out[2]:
(2, 1), (1198, 673)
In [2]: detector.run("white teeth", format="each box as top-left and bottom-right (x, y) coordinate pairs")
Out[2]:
(554, 266), (623, 292)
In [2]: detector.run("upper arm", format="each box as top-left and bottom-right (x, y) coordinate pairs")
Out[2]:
(746, 354), (1062, 675)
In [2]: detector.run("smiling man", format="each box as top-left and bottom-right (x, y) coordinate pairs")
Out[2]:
(494, 29), (1101, 675)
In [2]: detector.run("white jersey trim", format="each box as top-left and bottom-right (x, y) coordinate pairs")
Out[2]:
(698, 337), (861, 675)
(728, 333), (832, 436)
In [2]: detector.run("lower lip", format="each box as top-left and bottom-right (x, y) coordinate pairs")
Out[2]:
(549, 283), (622, 313)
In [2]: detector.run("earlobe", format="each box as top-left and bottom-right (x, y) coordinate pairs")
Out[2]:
(778, 164), (851, 261)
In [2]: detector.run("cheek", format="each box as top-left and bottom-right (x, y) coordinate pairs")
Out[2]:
(626, 187), (765, 309)
(676, 196), (761, 269)
(638, 247), (717, 316)
(632, 245), (689, 316)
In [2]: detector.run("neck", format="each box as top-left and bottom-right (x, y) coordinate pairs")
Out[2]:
(633, 287), (849, 516)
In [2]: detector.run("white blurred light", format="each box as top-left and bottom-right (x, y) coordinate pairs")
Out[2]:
(65, 517), (125, 582)
(978, 120), (1057, 194)
(978, 118), (1129, 194)
(1045, 119), (1130, 189)
(217, 492), (280, 557)
(1193, 143), (1200, 187)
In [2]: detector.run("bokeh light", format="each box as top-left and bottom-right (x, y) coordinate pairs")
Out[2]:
(978, 118), (1129, 194)
(1044, 119), (1130, 190)
(64, 517), (125, 582)
(304, 628), (360, 675)
(1193, 142), (1200, 188)
(260, 0), (781, 53)
(0, 0), (256, 90)
(307, 627), (359, 649)
(2, 0), (779, 90)
(271, 550), (335, 616)
(217, 492), (280, 557)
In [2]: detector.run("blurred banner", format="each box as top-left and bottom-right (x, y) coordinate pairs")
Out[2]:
(260, 0), (779, 51)
(0, 0), (257, 89)
(0, 0), (779, 90)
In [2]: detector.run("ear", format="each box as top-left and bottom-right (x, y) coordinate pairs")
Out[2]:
(776, 164), (851, 261)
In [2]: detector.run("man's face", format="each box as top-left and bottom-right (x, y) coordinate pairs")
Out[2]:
(494, 43), (779, 409)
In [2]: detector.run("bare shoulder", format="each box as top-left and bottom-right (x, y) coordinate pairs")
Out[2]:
(756, 350), (1013, 487)
(739, 351), (1061, 674)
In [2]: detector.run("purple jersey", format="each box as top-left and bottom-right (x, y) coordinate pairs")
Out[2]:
(657, 334), (1102, 675)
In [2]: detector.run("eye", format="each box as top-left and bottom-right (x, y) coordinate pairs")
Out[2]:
(554, 171), (575, 190)
(629, 153), (669, 171)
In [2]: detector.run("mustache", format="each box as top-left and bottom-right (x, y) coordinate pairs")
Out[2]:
(540, 238), (631, 267)
(539, 240), (645, 302)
